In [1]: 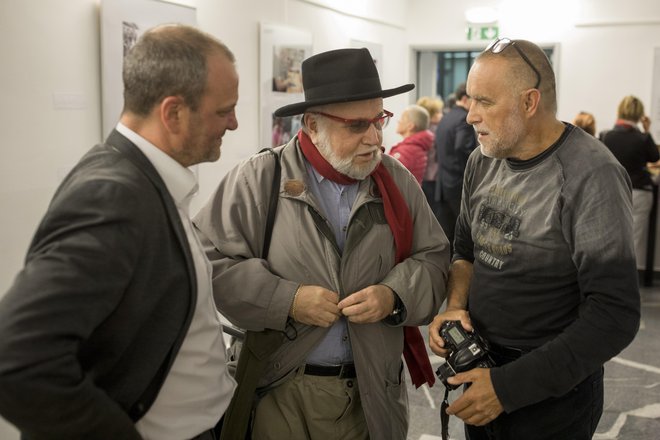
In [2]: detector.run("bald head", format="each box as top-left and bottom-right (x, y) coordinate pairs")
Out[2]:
(476, 39), (556, 114)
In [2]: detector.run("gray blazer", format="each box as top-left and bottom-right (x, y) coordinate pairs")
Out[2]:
(0, 130), (197, 439)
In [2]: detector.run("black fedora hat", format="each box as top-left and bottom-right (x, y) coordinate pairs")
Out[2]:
(273, 48), (414, 117)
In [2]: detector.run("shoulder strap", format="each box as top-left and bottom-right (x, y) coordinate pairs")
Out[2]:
(219, 148), (287, 440)
(260, 148), (281, 259)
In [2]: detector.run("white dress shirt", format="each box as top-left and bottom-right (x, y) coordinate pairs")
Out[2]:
(116, 123), (236, 440)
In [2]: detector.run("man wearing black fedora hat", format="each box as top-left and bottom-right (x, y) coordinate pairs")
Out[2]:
(194, 47), (449, 439)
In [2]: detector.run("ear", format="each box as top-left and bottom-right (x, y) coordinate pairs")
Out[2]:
(303, 113), (317, 133)
(523, 89), (541, 117)
(160, 96), (186, 134)
(303, 113), (322, 142)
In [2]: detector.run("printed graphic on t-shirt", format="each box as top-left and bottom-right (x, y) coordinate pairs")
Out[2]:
(474, 185), (525, 270)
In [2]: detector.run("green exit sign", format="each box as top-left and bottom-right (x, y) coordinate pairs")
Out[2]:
(467, 25), (499, 41)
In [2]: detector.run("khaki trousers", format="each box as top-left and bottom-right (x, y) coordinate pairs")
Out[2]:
(251, 366), (368, 440)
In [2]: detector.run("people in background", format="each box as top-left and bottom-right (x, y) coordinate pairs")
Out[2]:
(417, 96), (445, 221)
(0, 24), (239, 440)
(434, 82), (478, 252)
(444, 92), (457, 114)
(417, 96), (444, 133)
(572, 110), (596, 136)
(601, 95), (659, 268)
(429, 38), (640, 439)
(194, 48), (449, 440)
(389, 104), (434, 184)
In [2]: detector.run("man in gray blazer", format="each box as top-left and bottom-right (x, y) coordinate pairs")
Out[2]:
(0, 24), (239, 440)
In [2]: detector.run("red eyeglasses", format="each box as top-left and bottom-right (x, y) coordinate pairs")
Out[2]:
(307, 110), (393, 133)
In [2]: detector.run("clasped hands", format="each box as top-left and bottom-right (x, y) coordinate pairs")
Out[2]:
(290, 284), (395, 327)
(428, 309), (504, 426)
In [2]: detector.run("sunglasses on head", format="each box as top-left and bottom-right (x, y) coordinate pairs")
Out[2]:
(485, 38), (541, 90)
(307, 110), (393, 134)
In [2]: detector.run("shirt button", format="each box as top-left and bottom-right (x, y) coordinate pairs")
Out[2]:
(346, 380), (354, 388)
(342, 335), (348, 341)
(274, 362), (281, 369)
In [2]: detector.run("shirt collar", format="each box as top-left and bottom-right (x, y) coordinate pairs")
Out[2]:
(116, 122), (198, 212)
(305, 157), (359, 191)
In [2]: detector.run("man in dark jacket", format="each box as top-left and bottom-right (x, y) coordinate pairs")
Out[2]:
(0, 25), (239, 440)
(434, 82), (478, 250)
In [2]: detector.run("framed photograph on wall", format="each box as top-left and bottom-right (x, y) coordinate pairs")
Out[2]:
(260, 23), (313, 148)
(100, 0), (196, 139)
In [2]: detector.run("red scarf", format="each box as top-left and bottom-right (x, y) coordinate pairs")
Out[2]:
(298, 130), (435, 388)
(615, 119), (637, 130)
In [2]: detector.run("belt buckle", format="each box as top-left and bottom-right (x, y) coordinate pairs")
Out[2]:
(338, 363), (353, 379)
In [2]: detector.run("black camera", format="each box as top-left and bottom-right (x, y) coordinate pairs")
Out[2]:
(435, 320), (494, 390)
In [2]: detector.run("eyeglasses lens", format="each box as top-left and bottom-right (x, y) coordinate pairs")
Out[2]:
(348, 113), (390, 133)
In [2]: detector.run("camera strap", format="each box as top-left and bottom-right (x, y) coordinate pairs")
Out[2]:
(441, 387), (450, 440)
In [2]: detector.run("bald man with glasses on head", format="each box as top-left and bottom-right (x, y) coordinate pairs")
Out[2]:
(194, 48), (449, 440)
(428, 38), (640, 440)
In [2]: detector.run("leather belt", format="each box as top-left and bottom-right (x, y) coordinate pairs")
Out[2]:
(304, 363), (357, 379)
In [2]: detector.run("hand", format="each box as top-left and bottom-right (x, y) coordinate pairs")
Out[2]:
(428, 309), (472, 357)
(337, 284), (395, 323)
(291, 285), (341, 327)
(641, 115), (651, 133)
(446, 368), (504, 426)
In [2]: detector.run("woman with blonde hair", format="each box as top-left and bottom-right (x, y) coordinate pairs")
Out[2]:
(601, 95), (659, 267)
(572, 111), (596, 136)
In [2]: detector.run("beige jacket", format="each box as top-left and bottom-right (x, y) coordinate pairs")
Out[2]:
(194, 137), (449, 439)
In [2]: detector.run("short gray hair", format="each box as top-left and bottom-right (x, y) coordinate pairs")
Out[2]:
(404, 105), (430, 132)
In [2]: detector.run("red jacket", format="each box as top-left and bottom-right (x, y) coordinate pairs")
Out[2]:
(389, 130), (434, 184)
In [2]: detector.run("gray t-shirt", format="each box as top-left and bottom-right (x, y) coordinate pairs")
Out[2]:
(454, 124), (640, 412)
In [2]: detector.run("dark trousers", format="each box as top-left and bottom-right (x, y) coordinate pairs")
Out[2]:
(465, 368), (604, 440)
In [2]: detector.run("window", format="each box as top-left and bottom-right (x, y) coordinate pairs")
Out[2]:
(415, 48), (554, 106)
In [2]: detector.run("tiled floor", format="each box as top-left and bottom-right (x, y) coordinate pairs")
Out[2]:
(1, 287), (658, 440)
(406, 285), (660, 440)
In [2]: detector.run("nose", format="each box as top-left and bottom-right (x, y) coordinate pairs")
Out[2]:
(364, 121), (381, 144)
(226, 110), (238, 131)
(465, 100), (479, 126)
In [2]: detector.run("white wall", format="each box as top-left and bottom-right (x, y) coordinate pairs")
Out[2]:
(408, 0), (660, 130)
(0, 0), (659, 437)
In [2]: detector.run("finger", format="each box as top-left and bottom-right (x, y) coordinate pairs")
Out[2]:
(459, 316), (473, 332)
(449, 370), (474, 386)
(429, 337), (448, 356)
(428, 328), (445, 347)
(320, 290), (340, 304)
(340, 301), (368, 317)
(337, 291), (365, 309)
(344, 309), (376, 324)
(446, 395), (470, 416)
(316, 310), (341, 327)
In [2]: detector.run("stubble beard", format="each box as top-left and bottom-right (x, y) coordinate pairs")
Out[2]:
(479, 111), (525, 160)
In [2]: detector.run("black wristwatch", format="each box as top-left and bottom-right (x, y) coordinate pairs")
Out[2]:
(390, 296), (403, 316)
(386, 294), (406, 324)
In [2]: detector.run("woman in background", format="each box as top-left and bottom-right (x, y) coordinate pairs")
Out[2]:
(572, 111), (596, 136)
(601, 96), (659, 267)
